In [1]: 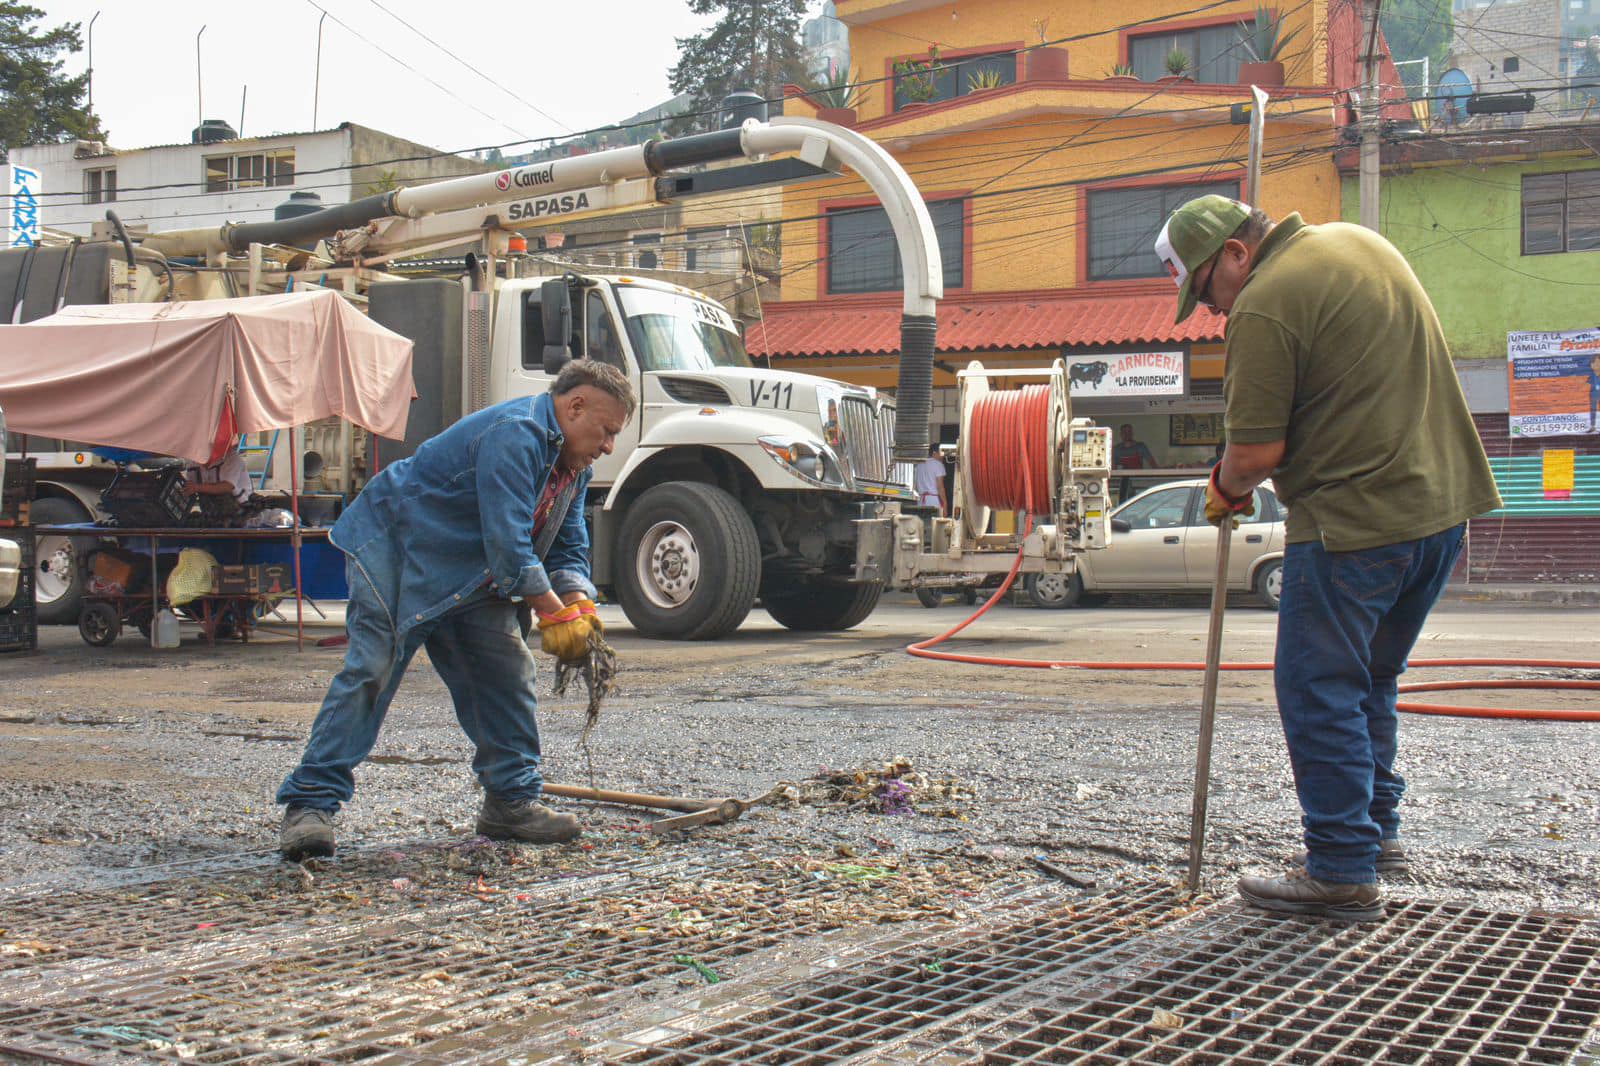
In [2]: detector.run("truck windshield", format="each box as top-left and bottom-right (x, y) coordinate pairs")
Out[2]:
(618, 287), (752, 372)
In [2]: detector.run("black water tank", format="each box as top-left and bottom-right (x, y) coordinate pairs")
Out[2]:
(718, 90), (767, 130)
(191, 119), (237, 144)
(274, 191), (324, 220)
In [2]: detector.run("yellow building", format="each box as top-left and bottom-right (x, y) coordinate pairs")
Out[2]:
(751, 0), (1362, 480)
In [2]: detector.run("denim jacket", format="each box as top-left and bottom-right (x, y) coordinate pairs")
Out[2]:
(330, 393), (595, 640)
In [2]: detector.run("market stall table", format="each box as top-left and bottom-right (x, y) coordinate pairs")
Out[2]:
(35, 524), (333, 649)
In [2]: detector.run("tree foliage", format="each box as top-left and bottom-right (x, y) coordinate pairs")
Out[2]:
(0, 2), (104, 159)
(1381, 0), (1453, 98)
(667, 0), (811, 135)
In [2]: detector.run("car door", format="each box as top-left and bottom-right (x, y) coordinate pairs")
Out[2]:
(1087, 485), (1197, 589)
(1182, 485), (1280, 589)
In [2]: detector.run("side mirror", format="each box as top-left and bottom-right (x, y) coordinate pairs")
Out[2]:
(540, 277), (572, 374)
(1111, 518), (1132, 534)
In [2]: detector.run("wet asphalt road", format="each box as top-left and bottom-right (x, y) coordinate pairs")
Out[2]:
(1, 594), (1596, 915)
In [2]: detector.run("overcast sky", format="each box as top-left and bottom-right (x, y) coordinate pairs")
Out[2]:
(35, 1), (827, 155)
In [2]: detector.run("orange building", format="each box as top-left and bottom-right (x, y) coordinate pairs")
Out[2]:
(751, 0), (1375, 478)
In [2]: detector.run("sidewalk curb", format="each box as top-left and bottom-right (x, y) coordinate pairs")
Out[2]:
(1443, 584), (1600, 606)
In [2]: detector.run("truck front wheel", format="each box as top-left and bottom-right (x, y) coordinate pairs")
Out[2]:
(764, 578), (883, 632)
(32, 496), (93, 625)
(615, 482), (760, 640)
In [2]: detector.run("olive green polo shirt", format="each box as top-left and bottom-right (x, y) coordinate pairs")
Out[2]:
(1223, 214), (1502, 551)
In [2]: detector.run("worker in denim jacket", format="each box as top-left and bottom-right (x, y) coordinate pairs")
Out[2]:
(276, 360), (636, 860)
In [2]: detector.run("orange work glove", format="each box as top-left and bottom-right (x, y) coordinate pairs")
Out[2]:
(536, 603), (594, 662)
(1204, 465), (1256, 528)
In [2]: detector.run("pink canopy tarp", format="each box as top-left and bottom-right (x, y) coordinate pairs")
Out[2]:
(0, 289), (415, 463)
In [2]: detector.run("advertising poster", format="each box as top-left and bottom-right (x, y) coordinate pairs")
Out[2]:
(3, 165), (42, 248)
(1507, 329), (1600, 437)
(1064, 351), (1185, 398)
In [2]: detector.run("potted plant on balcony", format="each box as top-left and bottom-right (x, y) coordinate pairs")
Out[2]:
(1025, 19), (1071, 81)
(1160, 48), (1193, 84)
(967, 67), (1006, 94)
(1237, 6), (1301, 87)
(894, 46), (942, 110)
(810, 68), (866, 126)
(1105, 62), (1138, 83)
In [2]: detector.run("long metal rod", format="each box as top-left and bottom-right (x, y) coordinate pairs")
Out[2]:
(1187, 521), (1233, 892)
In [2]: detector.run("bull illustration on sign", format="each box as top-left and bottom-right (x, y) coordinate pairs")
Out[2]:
(1069, 360), (1110, 390)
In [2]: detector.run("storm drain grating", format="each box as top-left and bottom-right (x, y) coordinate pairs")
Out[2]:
(605, 889), (1600, 1065)
(0, 844), (1016, 1064)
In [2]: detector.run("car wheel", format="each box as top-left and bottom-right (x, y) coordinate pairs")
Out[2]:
(1025, 570), (1082, 609)
(1256, 559), (1283, 611)
(764, 579), (882, 631)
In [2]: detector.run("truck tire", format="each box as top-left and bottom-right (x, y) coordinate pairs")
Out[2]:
(615, 482), (760, 640)
(32, 496), (93, 625)
(765, 579), (883, 632)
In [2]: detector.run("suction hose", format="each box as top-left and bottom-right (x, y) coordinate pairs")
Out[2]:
(893, 313), (937, 462)
(909, 385), (1600, 722)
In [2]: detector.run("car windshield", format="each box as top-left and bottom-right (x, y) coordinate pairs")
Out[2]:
(618, 287), (752, 372)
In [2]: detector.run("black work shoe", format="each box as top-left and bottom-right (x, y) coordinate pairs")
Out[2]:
(280, 806), (335, 861)
(1237, 867), (1383, 923)
(477, 794), (581, 845)
(1292, 838), (1409, 877)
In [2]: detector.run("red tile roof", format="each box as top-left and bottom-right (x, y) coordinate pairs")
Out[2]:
(745, 291), (1226, 358)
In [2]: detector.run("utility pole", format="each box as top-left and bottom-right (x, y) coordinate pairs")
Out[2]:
(86, 11), (99, 123)
(1359, 0), (1383, 231)
(196, 25), (207, 134)
(313, 11), (329, 130)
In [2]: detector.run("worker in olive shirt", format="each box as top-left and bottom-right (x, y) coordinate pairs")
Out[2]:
(1154, 195), (1500, 921)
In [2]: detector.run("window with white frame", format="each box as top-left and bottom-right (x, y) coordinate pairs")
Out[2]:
(204, 149), (295, 193)
(1086, 179), (1240, 281)
(83, 167), (116, 205)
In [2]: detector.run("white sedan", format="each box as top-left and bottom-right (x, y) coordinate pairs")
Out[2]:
(1026, 478), (1286, 610)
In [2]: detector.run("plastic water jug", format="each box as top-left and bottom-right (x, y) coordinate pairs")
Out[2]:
(152, 608), (180, 649)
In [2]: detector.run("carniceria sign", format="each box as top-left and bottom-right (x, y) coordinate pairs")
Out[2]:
(1064, 351), (1185, 397)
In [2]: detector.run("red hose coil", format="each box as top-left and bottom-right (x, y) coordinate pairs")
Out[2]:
(968, 385), (1054, 516)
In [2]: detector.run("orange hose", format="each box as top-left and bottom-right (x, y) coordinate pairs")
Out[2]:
(913, 397), (1600, 721)
(969, 385), (1054, 515)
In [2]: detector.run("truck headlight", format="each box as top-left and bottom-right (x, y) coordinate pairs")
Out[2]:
(758, 436), (846, 486)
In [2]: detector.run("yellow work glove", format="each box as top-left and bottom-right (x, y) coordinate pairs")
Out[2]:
(536, 603), (594, 662)
(1204, 466), (1256, 528)
(570, 596), (603, 634)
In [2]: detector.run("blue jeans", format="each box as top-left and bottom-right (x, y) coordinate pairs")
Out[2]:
(1274, 524), (1465, 884)
(276, 560), (544, 813)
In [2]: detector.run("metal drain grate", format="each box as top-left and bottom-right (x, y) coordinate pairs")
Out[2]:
(606, 889), (1600, 1065)
(0, 845), (1013, 1064)
(960, 898), (1600, 1065)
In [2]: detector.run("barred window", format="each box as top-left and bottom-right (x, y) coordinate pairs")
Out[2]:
(827, 198), (965, 294)
(1086, 179), (1240, 281)
(1522, 171), (1600, 255)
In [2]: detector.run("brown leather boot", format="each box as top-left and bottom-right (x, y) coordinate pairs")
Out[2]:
(1237, 867), (1382, 922)
(477, 794), (581, 845)
(1292, 838), (1409, 877)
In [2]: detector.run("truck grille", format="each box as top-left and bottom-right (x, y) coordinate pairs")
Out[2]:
(839, 396), (894, 486)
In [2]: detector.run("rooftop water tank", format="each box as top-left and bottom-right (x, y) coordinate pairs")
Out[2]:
(718, 90), (767, 130)
(274, 191), (324, 221)
(191, 119), (238, 144)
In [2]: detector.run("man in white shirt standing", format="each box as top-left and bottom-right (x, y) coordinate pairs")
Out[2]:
(914, 441), (948, 515)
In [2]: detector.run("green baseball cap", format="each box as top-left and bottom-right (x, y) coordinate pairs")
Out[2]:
(1154, 194), (1251, 323)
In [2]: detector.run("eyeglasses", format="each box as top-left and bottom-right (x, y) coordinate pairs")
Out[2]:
(1192, 255), (1220, 311)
